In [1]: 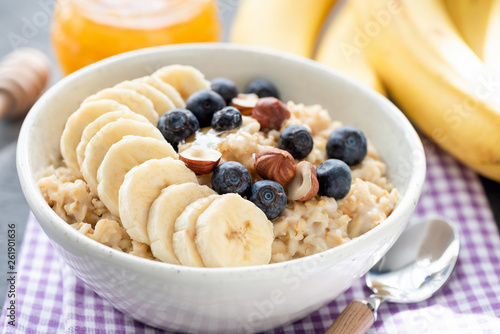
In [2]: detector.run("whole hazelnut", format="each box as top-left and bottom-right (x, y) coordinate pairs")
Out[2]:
(255, 148), (295, 185)
(251, 97), (290, 131)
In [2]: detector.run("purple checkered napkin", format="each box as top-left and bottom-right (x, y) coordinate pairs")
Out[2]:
(2, 139), (500, 334)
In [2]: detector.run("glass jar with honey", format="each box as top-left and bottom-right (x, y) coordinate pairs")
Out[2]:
(51, 0), (221, 74)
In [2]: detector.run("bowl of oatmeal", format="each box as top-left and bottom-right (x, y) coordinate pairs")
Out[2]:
(17, 44), (425, 333)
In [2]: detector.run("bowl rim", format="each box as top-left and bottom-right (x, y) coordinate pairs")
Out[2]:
(17, 43), (426, 277)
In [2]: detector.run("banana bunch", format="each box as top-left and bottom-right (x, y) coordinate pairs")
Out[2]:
(231, 0), (338, 58)
(442, 0), (495, 60)
(60, 65), (274, 267)
(314, 0), (385, 95)
(443, 0), (500, 73)
(230, 0), (500, 181)
(230, 0), (383, 94)
(352, 0), (500, 181)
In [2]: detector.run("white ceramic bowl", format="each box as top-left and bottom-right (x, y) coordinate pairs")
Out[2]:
(17, 44), (425, 333)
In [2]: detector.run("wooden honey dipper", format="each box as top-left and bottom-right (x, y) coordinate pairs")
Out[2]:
(0, 48), (50, 119)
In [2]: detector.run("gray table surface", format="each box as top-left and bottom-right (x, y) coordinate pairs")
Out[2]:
(1, 0), (499, 317)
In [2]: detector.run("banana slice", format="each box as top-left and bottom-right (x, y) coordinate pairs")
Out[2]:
(76, 110), (149, 168)
(97, 136), (177, 217)
(84, 88), (158, 124)
(115, 80), (175, 116)
(133, 76), (185, 109)
(195, 194), (274, 268)
(148, 183), (216, 264)
(60, 99), (130, 177)
(81, 119), (165, 196)
(153, 65), (210, 100)
(119, 157), (198, 245)
(173, 195), (219, 267)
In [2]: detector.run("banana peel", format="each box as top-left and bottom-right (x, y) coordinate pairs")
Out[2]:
(315, 0), (386, 95)
(353, 0), (500, 181)
(230, 0), (338, 58)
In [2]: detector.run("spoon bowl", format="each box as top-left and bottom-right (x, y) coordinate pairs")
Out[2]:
(368, 217), (460, 304)
(326, 217), (460, 334)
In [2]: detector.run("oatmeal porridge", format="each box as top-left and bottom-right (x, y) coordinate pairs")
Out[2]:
(38, 65), (399, 267)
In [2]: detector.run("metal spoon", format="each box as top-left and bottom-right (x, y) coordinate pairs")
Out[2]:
(325, 217), (460, 334)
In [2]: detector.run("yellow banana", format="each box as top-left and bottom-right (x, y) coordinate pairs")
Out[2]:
(353, 0), (500, 181)
(315, 1), (386, 95)
(442, 0), (495, 59)
(482, 1), (500, 70)
(230, 0), (338, 58)
(443, 0), (500, 72)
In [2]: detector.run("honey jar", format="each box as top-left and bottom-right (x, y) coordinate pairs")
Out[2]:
(51, 0), (221, 74)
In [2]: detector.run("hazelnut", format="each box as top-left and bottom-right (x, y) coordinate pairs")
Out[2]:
(179, 145), (222, 175)
(287, 161), (319, 201)
(231, 93), (259, 116)
(251, 97), (290, 131)
(255, 148), (295, 185)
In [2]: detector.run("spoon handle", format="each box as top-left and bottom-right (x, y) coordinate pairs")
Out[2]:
(324, 301), (375, 334)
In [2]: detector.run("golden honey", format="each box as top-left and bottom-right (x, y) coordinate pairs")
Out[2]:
(51, 0), (221, 74)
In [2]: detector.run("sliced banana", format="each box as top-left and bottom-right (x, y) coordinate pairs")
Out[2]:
(60, 99), (130, 177)
(81, 119), (165, 196)
(115, 80), (175, 116)
(148, 183), (216, 265)
(173, 195), (219, 267)
(84, 88), (158, 124)
(153, 65), (210, 101)
(133, 76), (185, 109)
(97, 136), (177, 217)
(195, 194), (274, 268)
(119, 157), (198, 245)
(76, 110), (149, 168)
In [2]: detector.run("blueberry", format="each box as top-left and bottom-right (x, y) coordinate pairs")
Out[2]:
(157, 109), (199, 151)
(316, 159), (352, 200)
(249, 180), (287, 220)
(278, 125), (314, 160)
(244, 79), (280, 99)
(211, 77), (239, 105)
(326, 126), (367, 166)
(186, 89), (226, 128)
(211, 106), (242, 131)
(211, 161), (251, 197)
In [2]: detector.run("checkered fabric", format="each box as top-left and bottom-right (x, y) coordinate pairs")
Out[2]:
(2, 139), (500, 334)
